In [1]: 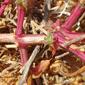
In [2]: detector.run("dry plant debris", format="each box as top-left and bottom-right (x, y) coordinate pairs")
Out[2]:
(0, 0), (85, 85)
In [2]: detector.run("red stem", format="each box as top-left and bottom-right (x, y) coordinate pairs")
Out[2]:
(0, 0), (85, 62)
(69, 48), (85, 61)
(16, 5), (28, 65)
(0, 0), (10, 16)
(62, 3), (85, 30)
(0, 32), (85, 61)
(53, 32), (85, 61)
(52, 1), (85, 61)
(19, 47), (28, 65)
(16, 5), (25, 36)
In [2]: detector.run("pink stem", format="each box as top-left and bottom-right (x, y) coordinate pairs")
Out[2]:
(52, 19), (61, 31)
(0, 34), (15, 43)
(0, 34), (46, 44)
(19, 47), (28, 65)
(19, 48), (28, 65)
(53, 32), (85, 61)
(69, 48), (85, 61)
(52, 2), (85, 61)
(17, 34), (46, 45)
(60, 29), (85, 40)
(16, 5), (25, 36)
(16, 5), (28, 65)
(0, 32), (85, 61)
(0, 0), (10, 16)
(62, 4), (85, 30)
(0, 1), (85, 63)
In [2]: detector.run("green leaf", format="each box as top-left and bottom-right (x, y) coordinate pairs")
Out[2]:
(44, 33), (53, 45)
(16, 0), (27, 10)
(16, 0), (23, 4)
(76, 57), (80, 62)
(0, 0), (3, 2)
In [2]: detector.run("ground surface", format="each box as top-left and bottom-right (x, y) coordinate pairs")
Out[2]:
(0, 0), (85, 85)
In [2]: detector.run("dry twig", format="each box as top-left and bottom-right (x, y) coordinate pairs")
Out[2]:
(19, 46), (40, 85)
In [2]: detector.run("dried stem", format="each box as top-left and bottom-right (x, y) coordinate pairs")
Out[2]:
(65, 65), (85, 77)
(55, 52), (69, 59)
(0, 63), (19, 77)
(19, 46), (40, 85)
(42, 74), (48, 85)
